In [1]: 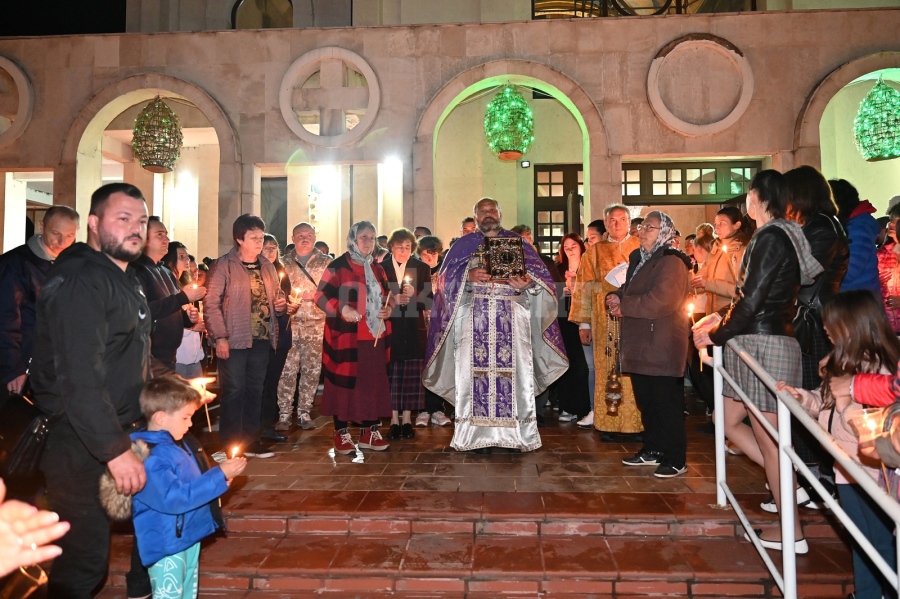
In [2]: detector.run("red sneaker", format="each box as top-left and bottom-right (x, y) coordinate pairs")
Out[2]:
(333, 428), (355, 455)
(358, 426), (390, 451)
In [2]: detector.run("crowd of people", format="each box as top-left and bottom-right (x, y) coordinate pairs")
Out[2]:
(4, 167), (900, 598)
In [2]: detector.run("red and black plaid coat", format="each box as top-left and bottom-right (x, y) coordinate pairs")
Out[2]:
(315, 252), (391, 389)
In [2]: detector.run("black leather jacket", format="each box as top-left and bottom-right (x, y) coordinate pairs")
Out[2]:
(797, 213), (848, 311)
(709, 225), (801, 345)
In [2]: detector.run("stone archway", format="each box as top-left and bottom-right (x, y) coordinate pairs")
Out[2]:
(794, 52), (900, 168)
(413, 59), (612, 231)
(59, 73), (241, 252)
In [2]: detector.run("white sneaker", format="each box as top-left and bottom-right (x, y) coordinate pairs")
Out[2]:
(576, 411), (594, 428)
(760, 486), (810, 513)
(431, 411), (452, 426)
(298, 411), (315, 430)
(415, 412), (431, 427)
(558, 411), (577, 422)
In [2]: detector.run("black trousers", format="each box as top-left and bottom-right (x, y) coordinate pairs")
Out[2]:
(260, 342), (291, 427)
(424, 389), (445, 415)
(630, 373), (686, 467)
(218, 340), (272, 447)
(40, 423), (112, 599)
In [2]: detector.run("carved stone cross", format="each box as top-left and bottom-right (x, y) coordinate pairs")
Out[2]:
(291, 58), (369, 136)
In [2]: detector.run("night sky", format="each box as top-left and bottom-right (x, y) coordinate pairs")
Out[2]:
(0, 0), (126, 37)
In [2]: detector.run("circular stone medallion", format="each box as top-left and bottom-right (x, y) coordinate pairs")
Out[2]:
(0, 56), (34, 149)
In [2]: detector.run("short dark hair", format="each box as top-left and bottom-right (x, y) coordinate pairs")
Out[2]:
(511, 224), (531, 235)
(90, 183), (144, 218)
(829, 179), (861, 222)
(414, 226), (432, 236)
(387, 228), (418, 253)
(749, 169), (788, 220)
(631, 217), (644, 225)
(587, 219), (606, 234)
(417, 235), (443, 255)
(140, 374), (202, 421)
(685, 233), (696, 242)
(785, 165), (837, 220)
(314, 241), (329, 252)
(233, 214), (266, 245)
(461, 217), (475, 227)
(43, 205), (79, 223)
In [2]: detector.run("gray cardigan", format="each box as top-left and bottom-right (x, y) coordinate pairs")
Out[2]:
(204, 247), (281, 350)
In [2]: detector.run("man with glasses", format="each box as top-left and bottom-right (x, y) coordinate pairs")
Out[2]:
(570, 204), (644, 437)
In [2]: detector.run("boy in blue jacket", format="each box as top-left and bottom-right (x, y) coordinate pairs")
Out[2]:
(131, 375), (246, 598)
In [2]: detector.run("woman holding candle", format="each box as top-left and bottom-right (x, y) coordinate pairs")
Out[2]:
(163, 241), (208, 379)
(693, 170), (823, 552)
(691, 206), (750, 313)
(316, 221), (393, 453)
(382, 228), (431, 440)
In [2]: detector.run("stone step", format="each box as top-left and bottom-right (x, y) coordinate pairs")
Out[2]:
(102, 490), (853, 598)
(219, 489), (845, 541)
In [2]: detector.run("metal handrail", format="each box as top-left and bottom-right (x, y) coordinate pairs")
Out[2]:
(708, 340), (900, 599)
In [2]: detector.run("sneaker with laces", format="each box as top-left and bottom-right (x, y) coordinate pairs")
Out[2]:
(358, 425), (390, 451)
(622, 449), (663, 466)
(333, 428), (355, 455)
(211, 451), (227, 463)
(558, 411), (577, 422)
(653, 462), (687, 478)
(298, 411), (315, 430)
(415, 412), (431, 427)
(431, 411), (452, 426)
(273, 417), (291, 431)
(576, 411), (594, 428)
(243, 443), (275, 459)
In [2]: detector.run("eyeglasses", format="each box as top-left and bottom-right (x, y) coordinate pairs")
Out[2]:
(636, 224), (660, 232)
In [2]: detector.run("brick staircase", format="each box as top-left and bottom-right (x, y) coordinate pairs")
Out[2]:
(100, 488), (853, 598)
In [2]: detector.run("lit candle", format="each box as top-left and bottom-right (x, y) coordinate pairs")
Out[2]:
(231, 446), (239, 459)
(403, 275), (412, 293)
(687, 302), (695, 324)
(722, 244), (739, 283)
(192, 283), (198, 289)
(291, 287), (301, 302)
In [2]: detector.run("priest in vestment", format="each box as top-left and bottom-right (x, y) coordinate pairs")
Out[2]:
(424, 198), (568, 453)
(570, 204), (644, 435)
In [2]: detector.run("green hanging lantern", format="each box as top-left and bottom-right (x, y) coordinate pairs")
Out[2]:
(132, 96), (184, 173)
(854, 76), (900, 162)
(484, 85), (534, 162)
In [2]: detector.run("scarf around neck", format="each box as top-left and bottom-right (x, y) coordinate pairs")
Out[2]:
(762, 219), (824, 285)
(346, 221), (383, 337)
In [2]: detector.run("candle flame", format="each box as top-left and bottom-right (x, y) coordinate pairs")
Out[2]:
(688, 302), (694, 314)
(231, 446), (239, 459)
(192, 283), (198, 289)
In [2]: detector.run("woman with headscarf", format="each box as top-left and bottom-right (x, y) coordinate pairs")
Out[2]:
(693, 170), (823, 554)
(315, 221), (393, 454)
(607, 211), (691, 478)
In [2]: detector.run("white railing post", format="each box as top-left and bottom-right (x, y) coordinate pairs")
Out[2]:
(713, 345), (726, 507)
(777, 398), (797, 599)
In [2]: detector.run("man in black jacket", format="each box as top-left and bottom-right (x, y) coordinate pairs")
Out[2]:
(132, 217), (206, 373)
(0, 206), (79, 398)
(31, 182), (152, 599)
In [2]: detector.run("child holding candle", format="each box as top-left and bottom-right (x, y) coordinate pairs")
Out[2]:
(129, 375), (246, 599)
(777, 290), (900, 599)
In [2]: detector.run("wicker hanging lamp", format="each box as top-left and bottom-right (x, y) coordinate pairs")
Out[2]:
(132, 96), (184, 173)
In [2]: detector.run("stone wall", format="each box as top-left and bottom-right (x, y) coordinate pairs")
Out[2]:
(0, 8), (899, 253)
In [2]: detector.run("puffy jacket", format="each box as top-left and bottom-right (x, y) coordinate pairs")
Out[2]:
(798, 213), (848, 311)
(130, 429), (228, 566)
(709, 226), (801, 345)
(31, 243), (151, 462)
(0, 238), (54, 383)
(616, 248), (691, 378)
(132, 254), (192, 366)
(840, 201), (881, 294)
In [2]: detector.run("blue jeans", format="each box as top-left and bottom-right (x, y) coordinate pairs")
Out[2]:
(838, 483), (898, 599)
(217, 340), (272, 448)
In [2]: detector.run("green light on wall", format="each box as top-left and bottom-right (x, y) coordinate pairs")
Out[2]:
(854, 76), (900, 162)
(484, 85), (534, 162)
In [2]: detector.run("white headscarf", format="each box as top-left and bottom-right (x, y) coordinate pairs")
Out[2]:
(632, 210), (676, 277)
(346, 221), (383, 337)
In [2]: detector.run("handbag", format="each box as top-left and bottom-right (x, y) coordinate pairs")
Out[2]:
(792, 214), (840, 356)
(0, 382), (50, 477)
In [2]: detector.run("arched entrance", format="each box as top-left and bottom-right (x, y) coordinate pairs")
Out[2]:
(414, 60), (612, 243)
(60, 73), (241, 256)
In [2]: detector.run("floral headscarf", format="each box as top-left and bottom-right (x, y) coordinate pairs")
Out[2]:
(632, 210), (676, 277)
(346, 221), (383, 337)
